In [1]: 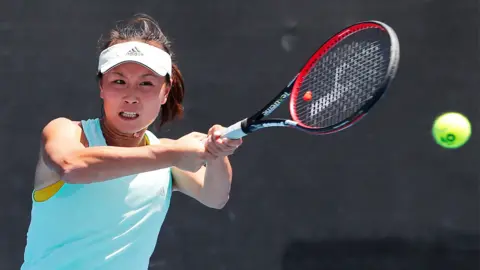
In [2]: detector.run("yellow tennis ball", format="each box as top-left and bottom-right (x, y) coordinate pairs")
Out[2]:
(432, 112), (471, 149)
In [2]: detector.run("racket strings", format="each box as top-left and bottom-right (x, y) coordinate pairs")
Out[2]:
(293, 31), (390, 128)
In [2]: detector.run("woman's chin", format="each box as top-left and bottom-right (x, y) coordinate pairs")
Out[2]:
(115, 119), (148, 134)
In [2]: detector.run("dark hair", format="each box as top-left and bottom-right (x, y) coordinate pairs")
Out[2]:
(97, 13), (184, 128)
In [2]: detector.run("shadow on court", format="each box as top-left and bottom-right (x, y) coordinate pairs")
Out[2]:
(282, 233), (479, 270)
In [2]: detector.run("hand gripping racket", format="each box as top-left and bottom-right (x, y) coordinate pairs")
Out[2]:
(219, 20), (400, 139)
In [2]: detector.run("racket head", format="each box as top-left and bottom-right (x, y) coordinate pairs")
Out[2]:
(289, 21), (400, 134)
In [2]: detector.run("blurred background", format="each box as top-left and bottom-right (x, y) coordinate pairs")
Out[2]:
(1, 0), (478, 269)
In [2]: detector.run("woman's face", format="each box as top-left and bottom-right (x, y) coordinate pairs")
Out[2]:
(100, 62), (170, 134)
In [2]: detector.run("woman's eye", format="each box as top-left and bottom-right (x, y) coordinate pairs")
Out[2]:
(140, 81), (153, 86)
(113, 80), (125, 84)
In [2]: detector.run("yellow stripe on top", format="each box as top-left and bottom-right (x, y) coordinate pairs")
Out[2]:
(144, 134), (150, 146)
(33, 180), (65, 202)
(33, 135), (150, 202)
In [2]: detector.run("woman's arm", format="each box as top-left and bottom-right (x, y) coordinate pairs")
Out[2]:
(171, 125), (241, 209)
(172, 157), (232, 209)
(42, 117), (210, 184)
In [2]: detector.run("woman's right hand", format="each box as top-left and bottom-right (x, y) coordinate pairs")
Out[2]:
(164, 132), (214, 172)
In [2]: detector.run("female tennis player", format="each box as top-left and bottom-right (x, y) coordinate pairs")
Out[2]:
(20, 14), (242, 270)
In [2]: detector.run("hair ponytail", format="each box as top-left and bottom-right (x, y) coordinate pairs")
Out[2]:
(160, 63), (185, 127)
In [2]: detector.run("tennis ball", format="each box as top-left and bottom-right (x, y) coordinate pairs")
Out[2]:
(432, 112), (471, 149)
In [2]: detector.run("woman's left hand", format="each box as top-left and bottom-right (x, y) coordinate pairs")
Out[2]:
(204, 124), (243, 159)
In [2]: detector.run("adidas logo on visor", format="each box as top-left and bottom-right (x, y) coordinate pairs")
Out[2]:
(126, 47), (144, 56)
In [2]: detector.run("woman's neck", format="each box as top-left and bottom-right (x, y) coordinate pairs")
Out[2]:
(100, 118), (147, 147)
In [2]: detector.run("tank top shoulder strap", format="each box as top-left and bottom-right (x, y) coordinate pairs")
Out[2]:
(144, 130), (160, 145)
(81, 118), (107, 147)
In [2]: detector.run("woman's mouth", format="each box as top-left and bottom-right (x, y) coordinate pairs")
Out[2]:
(119, 111), (139, 120)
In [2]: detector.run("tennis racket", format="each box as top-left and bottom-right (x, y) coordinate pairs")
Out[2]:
(219, 20), (400, 139)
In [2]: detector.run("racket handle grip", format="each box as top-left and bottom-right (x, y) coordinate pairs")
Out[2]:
(201, 119), (247, 167)
(221, 118), (248, 139)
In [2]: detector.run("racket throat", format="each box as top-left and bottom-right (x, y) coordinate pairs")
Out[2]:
(247, 119), (298, 132)
(253, 86), (292, 120)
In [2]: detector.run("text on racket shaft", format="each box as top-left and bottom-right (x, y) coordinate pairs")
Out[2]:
(263, 92), (290, 116)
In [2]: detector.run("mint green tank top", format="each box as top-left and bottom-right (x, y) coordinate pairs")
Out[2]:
(21, 118), (172, 270)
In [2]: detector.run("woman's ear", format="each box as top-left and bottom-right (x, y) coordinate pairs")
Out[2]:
(161, 83), (171, 105)
(98, 76), (104, 99)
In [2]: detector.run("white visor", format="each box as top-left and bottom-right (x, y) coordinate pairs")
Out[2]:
(98, 41), (172, 76)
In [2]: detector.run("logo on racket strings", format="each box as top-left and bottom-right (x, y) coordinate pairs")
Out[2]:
(263, 92), (290, 116)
